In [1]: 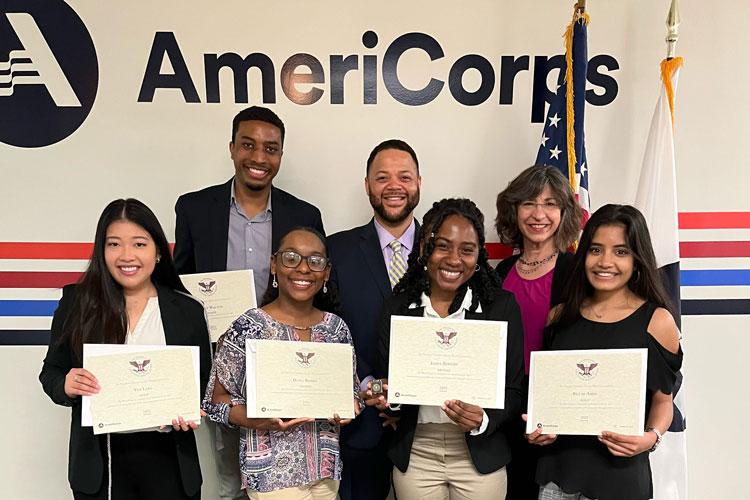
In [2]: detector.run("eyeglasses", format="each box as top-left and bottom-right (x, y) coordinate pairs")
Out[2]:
(275, 250), (330, 272)
(518, 200), (561, 212)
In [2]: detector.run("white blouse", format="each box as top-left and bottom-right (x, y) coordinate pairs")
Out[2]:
(126, 296), (166, 346)
(409, 289), (488, 434)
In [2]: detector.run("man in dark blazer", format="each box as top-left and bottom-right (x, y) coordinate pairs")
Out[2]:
(328, 139), (421, 500)
(173, 106), (324, 500)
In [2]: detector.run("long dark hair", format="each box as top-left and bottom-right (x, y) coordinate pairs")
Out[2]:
(394, 198), (502, 312)
(260, 226), (340, 314)
(60, 199), (187, 360)
(546, 204), (673, 343)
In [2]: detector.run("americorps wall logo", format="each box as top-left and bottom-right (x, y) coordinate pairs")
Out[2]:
(0, 0), (98, 147)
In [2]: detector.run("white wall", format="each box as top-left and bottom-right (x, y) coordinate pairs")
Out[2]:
(1, 1), (748, 498)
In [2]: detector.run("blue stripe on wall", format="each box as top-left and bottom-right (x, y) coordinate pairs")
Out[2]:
(0, 300), (60, 317)
(680, 269), (750, 286)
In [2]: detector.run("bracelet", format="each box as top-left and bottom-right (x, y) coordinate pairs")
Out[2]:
(646, 427), (663, 452)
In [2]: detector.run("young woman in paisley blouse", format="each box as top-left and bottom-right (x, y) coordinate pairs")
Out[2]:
(202, 226), (360, 500)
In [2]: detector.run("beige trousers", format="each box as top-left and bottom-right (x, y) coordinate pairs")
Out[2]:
(246, 479), (339, 500)
(393, 423), (508, 500)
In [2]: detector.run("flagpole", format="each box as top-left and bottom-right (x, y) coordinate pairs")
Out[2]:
(666, 0), (680, 60)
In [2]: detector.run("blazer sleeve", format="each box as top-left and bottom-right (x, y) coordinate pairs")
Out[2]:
(480, 294), (525, 437)
(173, 196), (196, 274)
(374, 298), (396, 380)
(312, 206), (325, 237)
(39, 286), (78, 407)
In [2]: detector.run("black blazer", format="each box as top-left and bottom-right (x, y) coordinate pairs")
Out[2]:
(38, 285), (212, 496)
(328, 218), (419, 450)
(173, 179), (325, 274)
(373, 290), (525, 474)
(494, 252), (575, 309)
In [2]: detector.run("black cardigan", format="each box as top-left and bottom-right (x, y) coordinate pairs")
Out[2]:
(373, 290), (525, 474)
(494, 252), (576, 308)
(38, 284), (212, 496)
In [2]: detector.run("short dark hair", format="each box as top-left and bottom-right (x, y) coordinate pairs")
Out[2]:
(260, 226), (340, 314)
(494, 165), (582, 252)
(231, 106), (285, 145)
(366, 139), (419, 175)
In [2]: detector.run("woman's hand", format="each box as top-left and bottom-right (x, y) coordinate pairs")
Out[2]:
(599, 431), (657, 457)
(442, 399), (484, 433)
(523, 414), (558, 446)
(327, 398), (361, 427)
(64, 368), (100, 398)
(170, 411), (205, 432)
(378, 412), (400, 430)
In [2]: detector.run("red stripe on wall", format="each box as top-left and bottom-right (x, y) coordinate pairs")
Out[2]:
(680, 241), (750, 258)
(0, 243), (93, 260)
(486, 243), (514, 260)
(0, 272), (83, 288)
(679, 212), (750, 229)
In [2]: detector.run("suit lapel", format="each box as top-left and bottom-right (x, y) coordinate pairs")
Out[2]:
(360, 220), (391, 299)
(157, 287), (183, 346)
(210, 179), (232, 271)
(270, 186), (284, 252)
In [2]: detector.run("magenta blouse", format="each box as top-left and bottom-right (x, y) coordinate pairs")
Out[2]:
(502, 265), (554, 374)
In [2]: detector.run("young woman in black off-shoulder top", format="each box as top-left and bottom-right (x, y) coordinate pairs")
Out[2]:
(527, 204), (683, 500)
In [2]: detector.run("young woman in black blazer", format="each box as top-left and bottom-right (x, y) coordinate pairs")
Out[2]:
(367, 198), (525, 500)
(39, 199), (211, 500)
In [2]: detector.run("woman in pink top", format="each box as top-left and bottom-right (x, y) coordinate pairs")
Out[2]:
(494, 165), (582, 500)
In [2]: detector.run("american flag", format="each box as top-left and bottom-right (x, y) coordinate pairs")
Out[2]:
(535, 10), (590, 221)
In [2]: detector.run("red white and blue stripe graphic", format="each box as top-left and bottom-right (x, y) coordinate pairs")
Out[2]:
(1, 215), (749, 345)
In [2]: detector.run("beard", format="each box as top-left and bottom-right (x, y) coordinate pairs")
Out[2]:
(369, 190), (420, 225)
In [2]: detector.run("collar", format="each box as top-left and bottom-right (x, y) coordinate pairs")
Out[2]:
(408, 287), (482, 315)
(230, 178), (272, 214)
(374, 217), (416, 252)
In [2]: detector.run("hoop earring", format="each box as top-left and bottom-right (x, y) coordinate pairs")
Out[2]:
(474, 264), (480, 272)
(323, 281), (328, 294)
(272, 274), (278, 288)
(156, 256), (161, 264)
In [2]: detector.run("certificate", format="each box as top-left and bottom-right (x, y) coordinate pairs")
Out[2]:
(388, 316), (507, 408)
(181, 269), (257, 342)
(82, 344), (201, 435)
(526, 348), (648, 436)
(246, 340), (354, 419)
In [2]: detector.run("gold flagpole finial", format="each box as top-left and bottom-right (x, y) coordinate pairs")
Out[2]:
(576, 0), (587, 14)
(666, 0), (680, 59)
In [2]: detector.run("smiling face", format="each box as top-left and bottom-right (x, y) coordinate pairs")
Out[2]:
(365, 148), (421, 226)
(516, 185), (562, 248)
(585, 224), (635, 294)
(104, 220), (158, 294)
(426, 214), (480, 297)
(271, 230), (330, 304)
(230, 119), (283, 193)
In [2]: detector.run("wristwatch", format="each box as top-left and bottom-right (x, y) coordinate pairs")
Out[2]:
(646, 427), (663, 452)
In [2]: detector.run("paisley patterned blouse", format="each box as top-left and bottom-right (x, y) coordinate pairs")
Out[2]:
(202, 308), (359, 493)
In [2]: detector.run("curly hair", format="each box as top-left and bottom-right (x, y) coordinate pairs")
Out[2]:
(394, 198), (502, 312)
(494, 165), (582, 251)
(260, 226), (341, 314)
